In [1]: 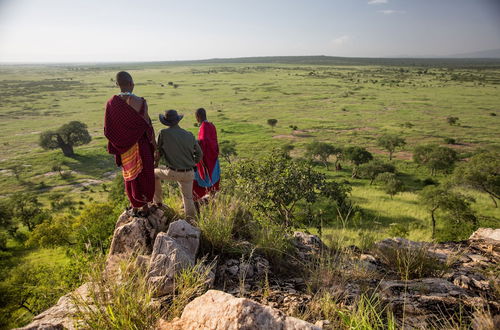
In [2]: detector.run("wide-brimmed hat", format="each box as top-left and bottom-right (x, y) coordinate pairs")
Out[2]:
(159, 109), (184, 126)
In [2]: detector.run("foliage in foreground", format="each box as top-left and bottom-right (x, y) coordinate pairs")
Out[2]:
(226, 150), (352, 228)
(73, 256), (214, 329)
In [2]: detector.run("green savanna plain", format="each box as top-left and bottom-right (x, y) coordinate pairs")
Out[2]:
(0, 57), (499, 325)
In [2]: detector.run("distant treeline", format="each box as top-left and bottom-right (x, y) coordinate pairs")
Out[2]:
(4, 55), (500, 70)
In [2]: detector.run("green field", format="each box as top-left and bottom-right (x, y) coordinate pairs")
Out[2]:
(0, 57), (499, 327)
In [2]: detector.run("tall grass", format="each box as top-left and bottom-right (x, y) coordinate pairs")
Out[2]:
(72, 255), (160, 330)
(72, 255), (215, 329)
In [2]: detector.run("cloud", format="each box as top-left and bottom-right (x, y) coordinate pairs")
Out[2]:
(378, 9), (405, 15)
(332, 35), (350, 46)
(368, 0), (388, 4)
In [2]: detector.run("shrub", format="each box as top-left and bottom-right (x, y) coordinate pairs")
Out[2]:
(444, 137), (456, 144)
(219, 140), (237, 164)
(197, 195), (253, 255)
(373, 243), (447, 280)
(375, 172), (404, 198)
(226, 150), (351, 228)
(446, 116), (460, 126)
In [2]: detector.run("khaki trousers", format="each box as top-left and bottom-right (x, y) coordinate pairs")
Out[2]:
(153, 167), (196, 219)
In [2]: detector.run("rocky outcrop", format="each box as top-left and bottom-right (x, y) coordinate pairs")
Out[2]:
(16, 284), (88, 330)
(20, 224), (500, 330)
(109, 208), (170, 255)
(147, 220), (200, 296)
(157, 290), (320, 330)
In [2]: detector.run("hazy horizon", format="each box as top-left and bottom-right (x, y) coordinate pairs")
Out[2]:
(1, 0), (499, 63)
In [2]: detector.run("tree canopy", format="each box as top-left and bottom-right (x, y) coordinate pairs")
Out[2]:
(419, 186), (477, 239)
(39, 121), (91, 156)
(452, 151), (500, 207)
(344, 146), (373, 177)
(413, 144), (458, 175)
(377, 134), (406, 160)
(357, 160), (396, 184)
(305, 141), (340, 170)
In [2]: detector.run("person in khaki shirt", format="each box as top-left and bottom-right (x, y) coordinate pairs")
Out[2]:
(154, 109), (202, 218)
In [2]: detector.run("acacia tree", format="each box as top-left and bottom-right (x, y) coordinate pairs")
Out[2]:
(419, 186), (477, 239)
(267, 119), (278, 131)
(446, 116), (460, 126)
(344, 146), (373, 178)
(376, 172), (404, 198)
(9, 193), (45, 231)
(413, 144), (458, 175)
(377, 134), (406, 160)
(39, 121), (91, 157)
(357, 160), (396, 184)
(220, 140), (238, 164)
(305, 141), (340, 170)
(452, 151), (500, 207)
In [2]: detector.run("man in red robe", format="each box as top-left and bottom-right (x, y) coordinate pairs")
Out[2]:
(104, 71), (156, 216)
(193, 108), (220, 202)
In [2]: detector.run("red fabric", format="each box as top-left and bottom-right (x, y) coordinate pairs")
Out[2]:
(104, 96), (155, 207)
(193, 121), (220, 201)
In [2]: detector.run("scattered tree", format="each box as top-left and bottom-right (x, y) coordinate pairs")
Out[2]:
(344, 146), (373, 178)
(220, 140), (238, 164)
(305, 141), (340, 170)
(377, 134), (406, 160)
(413, 144), (458, 175)
(419, 186), (477, 239)
(39, 121), (91, 157)
(9, 193), (45, 231)
(289, 125), (298, 132)
(267, 119), (278, 131)
(446, 116), (460, 126)
(376, 172), (404, 198)
(452, 151), (500, 207)
(357, 160), (396, 184)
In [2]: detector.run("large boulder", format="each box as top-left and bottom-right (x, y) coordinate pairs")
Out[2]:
(108, 208), (170, 256)
(157, 290), (320, 330)
(292, 232), (326, 260)
(147, 220), (201, 296)
(469, 228), (500, 253)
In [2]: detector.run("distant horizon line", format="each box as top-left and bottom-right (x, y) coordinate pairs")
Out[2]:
(1, 54), (500, 65)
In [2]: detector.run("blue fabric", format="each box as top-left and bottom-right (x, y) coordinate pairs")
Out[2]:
(194, 159), (220, 188)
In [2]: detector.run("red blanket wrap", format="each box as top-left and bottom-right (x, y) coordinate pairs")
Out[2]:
(104, 95), (155, 207)
(193, 121), (220, 201)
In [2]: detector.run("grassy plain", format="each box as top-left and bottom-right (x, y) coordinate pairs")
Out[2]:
(0, 57), (500, 327)
(1, 60), (499, 237)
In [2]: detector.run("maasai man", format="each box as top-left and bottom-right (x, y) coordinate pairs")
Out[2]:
(193, 108), (220, 203)
(154, 110), (202, 219)
(104, 71), (156, 216)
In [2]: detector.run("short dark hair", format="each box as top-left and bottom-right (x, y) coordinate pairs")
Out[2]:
(116, 71), (133, 87)
(195, 107), (207, 121)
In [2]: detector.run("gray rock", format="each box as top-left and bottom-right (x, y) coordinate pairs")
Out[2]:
(166, 219), (201, 257)
(148, 233), (195, 296)
(157, 290), (320, 330)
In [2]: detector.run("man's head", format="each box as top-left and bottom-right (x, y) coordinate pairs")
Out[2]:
(195, 107), (207, 124)
(116, 71), (134, 92)
(159, 109), (184, 127)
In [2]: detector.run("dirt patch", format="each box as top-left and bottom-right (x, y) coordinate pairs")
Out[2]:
(273, 135), (298, 140)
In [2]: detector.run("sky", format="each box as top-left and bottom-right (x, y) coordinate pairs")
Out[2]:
(0, 0), (499, 63)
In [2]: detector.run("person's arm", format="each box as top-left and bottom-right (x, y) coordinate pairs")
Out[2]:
(193, 138), (203, 165)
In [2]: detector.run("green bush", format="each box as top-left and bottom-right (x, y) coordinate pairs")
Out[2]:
(226, 150), (351, 228)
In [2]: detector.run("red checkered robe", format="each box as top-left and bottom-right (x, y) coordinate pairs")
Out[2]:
(104, 95), (155, 207)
